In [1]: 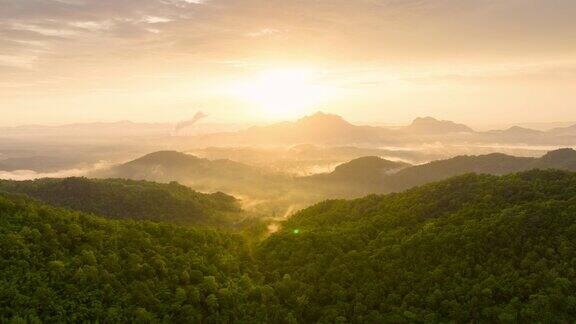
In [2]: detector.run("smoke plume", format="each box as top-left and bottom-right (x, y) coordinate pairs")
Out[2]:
(174, 111), (208, 134)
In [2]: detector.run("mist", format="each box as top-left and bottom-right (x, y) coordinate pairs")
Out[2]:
(0, 161), (114, 181)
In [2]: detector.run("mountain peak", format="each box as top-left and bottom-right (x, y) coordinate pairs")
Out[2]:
(130, 151), (200, 165)
(331, 156), (409, 178)
(407, 116), (473, 134)
(297, 112), (351, 126)
(496, 126), (541, 135)
(413, 116), (439, 123)
(540, 148), (576, 161)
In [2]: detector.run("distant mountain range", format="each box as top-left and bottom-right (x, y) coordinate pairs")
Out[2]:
(2, 112), (575, 150)
(404, 116), (474, 134)
(95, 151), (275, 188)
(301, 156), (410, 194)
(191, 112), (576, 146)
(92, 151), (292, 213)
(94, 148), (576, 215)
(0, 121), (173, 138)
(191, 112), (394, 145)
(305, 148), (576, 196)
(0, 120), (249, 139)
(189, 144), (439, 176)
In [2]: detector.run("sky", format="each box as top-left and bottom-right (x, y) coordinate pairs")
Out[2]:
(1, 0), (575, 127)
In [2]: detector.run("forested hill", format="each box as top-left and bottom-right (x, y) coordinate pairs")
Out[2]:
(258, 169), (576, 322)
(0, 177), (244, 228)
(0, 193), (266, 322)
(93, 151), (291, 204)
(309, 156), (409, 182)
(96, 151), (268, 185)
(387, 148), (576, 192)
(303, 148), (576, 198)
(3, 170), (576, 322)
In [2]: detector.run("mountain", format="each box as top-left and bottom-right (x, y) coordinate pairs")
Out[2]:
(472, 123), (576, 145)
(387, 153), (535, 190)
(191, 112), (398, 146)
(0, 177), (245, 227)
(96, 151), (270, 190)
(191, 113), (484, 147)
(531, 148), (576, 170)
(405, 116), (474, 134)
(94, 151), (297, 216)
(518, 121), (576, 131)
(384, 148), (576, 192)
(302, 148), (576, 198)
(4, 170), (576, 321)
(298, 156), (410, 197)
(304, 156), (409, 187)
(258, 169), (576, 322)
(236, 112), (391, 145)
(477, 126), (544, 144)
(0, 192), (258, 322)
(186, 112), (576, 147)
(487, 125), (543, 138)
(548, 124), (576, 136)
(321, 156), (410, 179)
(189, 145), (435, 176)
(100, 149), (576, 213)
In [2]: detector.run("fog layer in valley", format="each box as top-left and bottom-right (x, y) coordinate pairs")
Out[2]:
(2, 112), (574, 217)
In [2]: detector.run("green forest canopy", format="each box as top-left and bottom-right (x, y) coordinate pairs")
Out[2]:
(0, 177), (244, 228)
(2, 170), (576, 322)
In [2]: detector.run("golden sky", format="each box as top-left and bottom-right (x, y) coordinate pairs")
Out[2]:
(1, 0), (576, 126)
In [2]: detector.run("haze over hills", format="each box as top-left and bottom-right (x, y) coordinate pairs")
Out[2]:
(404, 116), (474, 134)
(191, 112), (393, 146)
(306, 148), (576, 196)
(192, 112), (479, 146)
(4, 0), (576, 321)
(0, 119), (249, 139)
(483, 126), (544, 143)
(189, 145), (431, 176)
(549, 124), (576, 137)
(0, 121), (173, 139)
(2, 112), (575, 178)
(6, 112), (572, 147)
(315, 156), (410, 180)
(92, 148), (576, 216)
(188, 112), (576, 147)
(92, 151), (297, 216)
(94, 151), (278, 190)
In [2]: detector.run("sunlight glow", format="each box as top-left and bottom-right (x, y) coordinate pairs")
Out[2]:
(230, 69), (334, 120)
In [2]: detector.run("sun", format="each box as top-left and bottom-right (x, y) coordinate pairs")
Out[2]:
(230, 68), (333, 120)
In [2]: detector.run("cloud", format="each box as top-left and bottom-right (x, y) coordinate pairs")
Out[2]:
(1, 0), (576, 125)
(1, 0), (575, 70)
(403, 61), (576, 85)
(245, 28), (280, 38)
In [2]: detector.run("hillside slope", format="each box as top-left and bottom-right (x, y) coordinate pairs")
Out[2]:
(95, 151), (288, 198)
(0, 193), (268, 322)
(387, 148), (576, 192)
(2, 171), (576, 322)
(0, 177), (244, 228)
(300, 149), (576, 199)
(258, 170), (576, 322)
